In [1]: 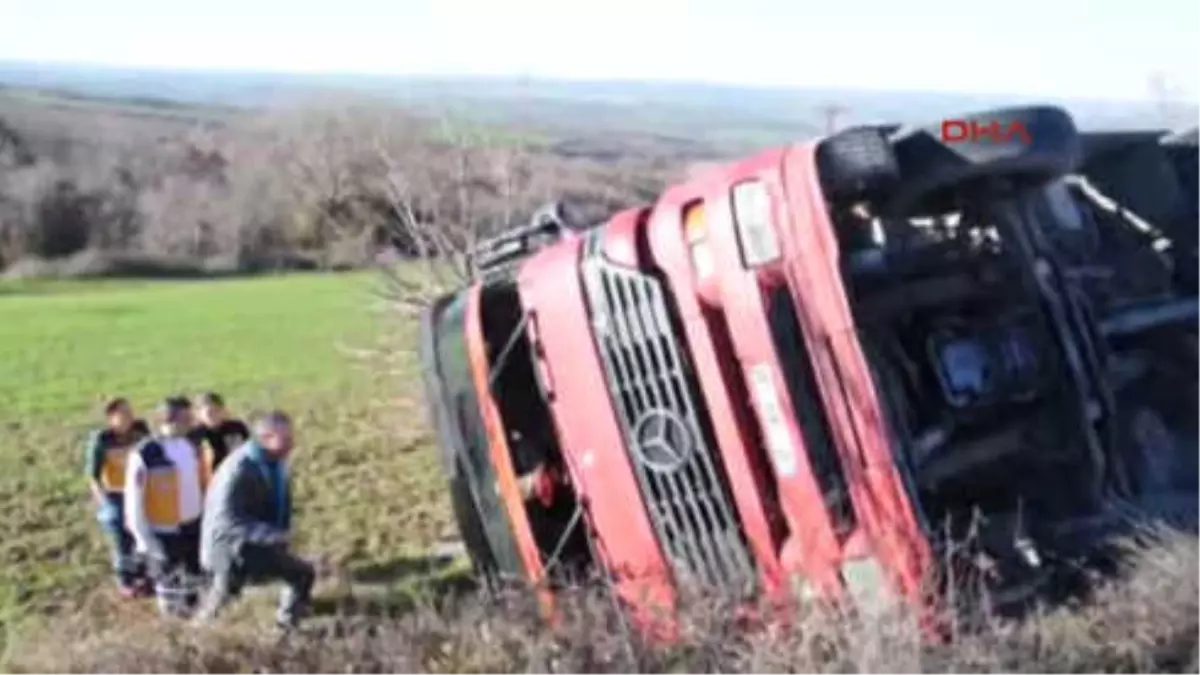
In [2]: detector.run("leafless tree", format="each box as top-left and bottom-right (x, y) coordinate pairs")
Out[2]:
(370, 111), (545, 314)
(0, 93), (678, 279)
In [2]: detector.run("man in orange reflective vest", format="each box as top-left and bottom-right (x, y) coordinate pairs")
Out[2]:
(86, 397), (152, 597)
(125, 397), (205, 616)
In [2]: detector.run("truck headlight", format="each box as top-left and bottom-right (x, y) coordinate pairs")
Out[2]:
(684, 201), (715, 280)
(732, 181), (781, 267)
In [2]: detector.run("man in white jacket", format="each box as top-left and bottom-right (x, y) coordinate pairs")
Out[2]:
(125, 396), (205, 616)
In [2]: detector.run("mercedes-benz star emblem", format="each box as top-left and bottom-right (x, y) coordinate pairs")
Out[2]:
(632, 409), (693, 474)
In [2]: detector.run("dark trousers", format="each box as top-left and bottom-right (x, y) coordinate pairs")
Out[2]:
(98, 494), (143, 587)
(198, 544), (315, 626)
(150, 519), (202, 616)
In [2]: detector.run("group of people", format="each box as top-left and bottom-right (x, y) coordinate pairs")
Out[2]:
(86, 393), (315, 629)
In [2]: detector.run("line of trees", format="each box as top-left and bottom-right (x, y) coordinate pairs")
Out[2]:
(0, 97), (680, 277)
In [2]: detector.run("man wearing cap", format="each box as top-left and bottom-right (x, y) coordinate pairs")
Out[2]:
(195, 409), (315, 630)
(85, 396), (152, 597)
(125, 396), (205, 616)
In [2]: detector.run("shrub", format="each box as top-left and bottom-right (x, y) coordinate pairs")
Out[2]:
(7, 532), (1196, 673)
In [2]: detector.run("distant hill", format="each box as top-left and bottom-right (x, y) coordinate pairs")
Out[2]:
(0, 60), (1194, 155)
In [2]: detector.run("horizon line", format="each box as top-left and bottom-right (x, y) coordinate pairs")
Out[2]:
(1, 57), (1194, 107)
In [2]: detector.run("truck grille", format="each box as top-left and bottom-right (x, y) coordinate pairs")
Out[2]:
(581, 235), (756, 592)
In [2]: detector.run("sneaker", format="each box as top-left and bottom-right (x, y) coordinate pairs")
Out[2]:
(132, 578), (155, 598)
(272, 615), (308, 641)
(276, 591), (315, 631)
(274, 604), (310, 633)
(190, 605), (216, 628)
(117, 584), (140, 599)
(275, 611), (300, 631)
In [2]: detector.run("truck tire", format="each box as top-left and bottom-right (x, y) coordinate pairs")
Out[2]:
(816, 127), (901, 201)
(447, 454), (499, 579)
(888, 106), (1081, 214)
(418, 297), (462, 479)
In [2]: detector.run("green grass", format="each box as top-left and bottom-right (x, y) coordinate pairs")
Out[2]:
(2, 275), (1198, 674)
(0, 274), (374, 418)
(0, 272), (458, 648)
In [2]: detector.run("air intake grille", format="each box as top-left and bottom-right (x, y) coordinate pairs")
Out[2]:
(581, 235), (755, 591)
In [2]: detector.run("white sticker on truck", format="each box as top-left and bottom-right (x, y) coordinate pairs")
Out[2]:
(748, 364), (798, 478)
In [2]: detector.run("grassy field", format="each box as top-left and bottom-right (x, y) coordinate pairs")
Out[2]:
(1, 272), (1196, 673)
(0, 272), (462, 651)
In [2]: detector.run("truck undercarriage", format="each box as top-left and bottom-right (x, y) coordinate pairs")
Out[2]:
(825, 112), (1198, 610)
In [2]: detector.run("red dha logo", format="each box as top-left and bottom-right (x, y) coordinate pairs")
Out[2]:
(941, 119), (1032, 144)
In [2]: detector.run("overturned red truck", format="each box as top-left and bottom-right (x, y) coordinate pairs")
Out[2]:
(419, 106), (1198, 628)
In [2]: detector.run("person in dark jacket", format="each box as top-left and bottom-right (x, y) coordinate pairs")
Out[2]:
(192, 392), (250, 490)
(85, 397), (151, 596)
(194, 409), (315, 629)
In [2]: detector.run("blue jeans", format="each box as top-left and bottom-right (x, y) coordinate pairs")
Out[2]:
(97, 494), (143, 586)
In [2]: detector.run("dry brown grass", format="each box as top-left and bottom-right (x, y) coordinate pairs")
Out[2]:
(6, 529), (1196, 674)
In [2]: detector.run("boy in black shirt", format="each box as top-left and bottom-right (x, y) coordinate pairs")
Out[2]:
(86, 397), (152, 596)
(193, 392), (250, 488)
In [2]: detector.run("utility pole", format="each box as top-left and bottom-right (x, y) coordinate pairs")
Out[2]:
(820, 103), (850, 134)
(1147, 72), (1187, 130)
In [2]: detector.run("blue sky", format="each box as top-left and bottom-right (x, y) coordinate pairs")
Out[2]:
(1, 0), (1196, 101)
